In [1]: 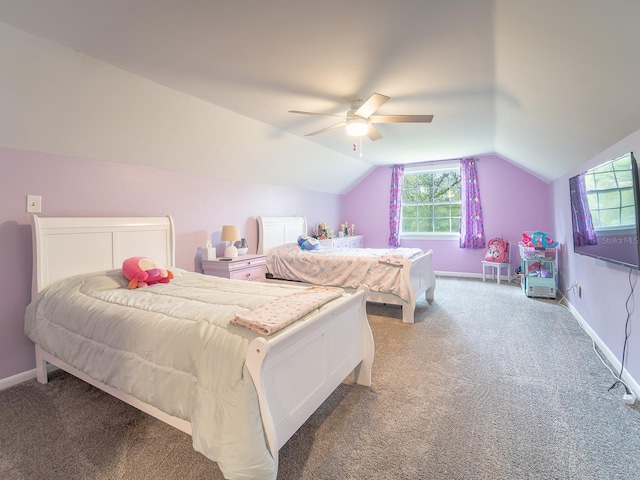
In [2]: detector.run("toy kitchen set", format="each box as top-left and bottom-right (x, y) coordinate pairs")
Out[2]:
(518, 232), (558, 299)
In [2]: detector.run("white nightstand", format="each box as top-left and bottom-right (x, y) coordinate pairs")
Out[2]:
(202, 254), (266, 282)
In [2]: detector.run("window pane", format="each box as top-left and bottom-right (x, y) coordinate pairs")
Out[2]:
(402, 218), (417, 232)
(598, 190), (620, 209)
(417, 204), (432, 217)
(417, 218), (433, 232)
(600, 209), (620, 227)
(617, 170), (633, 188)
(621, 206), (636, 226)
(434, 218), (451, 232)
(620, 188), (634, 207)
(433, 204), (451, 217)
(402, 205), (417, 218)
(404, 175), (418, 189)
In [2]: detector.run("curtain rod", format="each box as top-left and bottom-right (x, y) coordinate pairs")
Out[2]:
(388, 157), (479, 169)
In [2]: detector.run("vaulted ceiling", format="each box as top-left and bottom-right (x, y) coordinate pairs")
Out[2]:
(1, 0), (639, 189)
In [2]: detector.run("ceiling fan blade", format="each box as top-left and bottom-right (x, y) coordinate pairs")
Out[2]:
(289, 110), (347, 118)
(369, 114), (434, 123)
(304, 122), (346, 136)
(354, 93), (390, 118)
(367, 124), (383, 141)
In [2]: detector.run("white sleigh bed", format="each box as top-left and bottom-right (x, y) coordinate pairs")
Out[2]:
(25, 215), (374, 480)
(257, 216), (436, 324)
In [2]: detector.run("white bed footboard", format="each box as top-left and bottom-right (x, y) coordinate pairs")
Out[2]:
(246, 285), (373, 465)
(364, 250), (435, 323)
(410, 250), (436, 302)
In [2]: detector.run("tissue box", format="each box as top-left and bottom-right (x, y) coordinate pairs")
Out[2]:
(201, 247), (217, 261)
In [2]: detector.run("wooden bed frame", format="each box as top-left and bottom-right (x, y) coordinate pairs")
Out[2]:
(30, 215), (374, 476)
(257, 216), (436, 324)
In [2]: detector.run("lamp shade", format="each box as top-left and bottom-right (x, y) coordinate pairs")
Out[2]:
(220, 225), (241, 242)
(221, 225), (241, 258)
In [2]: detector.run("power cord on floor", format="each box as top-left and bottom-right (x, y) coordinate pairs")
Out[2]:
(557, 274), (635, 399)
(608, 268), (635, 396)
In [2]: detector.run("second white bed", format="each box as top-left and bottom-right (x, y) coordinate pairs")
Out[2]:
(257, 216), (436, 324)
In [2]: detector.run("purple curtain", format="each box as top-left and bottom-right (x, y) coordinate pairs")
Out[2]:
(388, 164), (405, 247)
(569, 175), (597, 246)
(459, 157), (486, 249)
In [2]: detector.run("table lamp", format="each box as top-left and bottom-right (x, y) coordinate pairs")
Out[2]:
(221, 225), (241, 258)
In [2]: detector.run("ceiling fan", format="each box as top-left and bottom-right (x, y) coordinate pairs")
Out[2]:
(288, 92), (433, 141)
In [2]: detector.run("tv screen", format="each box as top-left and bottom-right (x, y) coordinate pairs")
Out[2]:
(569, 152), (640, 269)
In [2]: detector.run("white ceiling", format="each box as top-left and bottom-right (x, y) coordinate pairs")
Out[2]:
(1, 0), (639, 185)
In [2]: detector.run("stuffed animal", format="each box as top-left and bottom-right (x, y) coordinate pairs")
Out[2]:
(122, 257), (174, 289)
(297, 235), (320, 250)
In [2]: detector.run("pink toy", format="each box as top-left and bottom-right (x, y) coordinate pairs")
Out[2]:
(122, 257), (174, 289)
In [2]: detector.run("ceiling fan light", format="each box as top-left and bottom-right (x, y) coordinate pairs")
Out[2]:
(346, 118), (369, 136)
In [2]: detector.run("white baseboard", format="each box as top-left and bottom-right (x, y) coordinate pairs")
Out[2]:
(0, 364), (58, 391)
(435, 271), (520, 284)
(562, 299), (639, 399)
(436, 271), (482, 279)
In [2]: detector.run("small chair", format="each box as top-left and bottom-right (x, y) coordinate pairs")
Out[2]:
(482, 241), (511, 284)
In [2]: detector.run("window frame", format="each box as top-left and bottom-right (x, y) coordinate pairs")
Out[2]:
(400, 161), (461, 240)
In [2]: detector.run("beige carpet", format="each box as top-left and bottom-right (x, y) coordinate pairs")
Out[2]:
(2, 277), (639, 479)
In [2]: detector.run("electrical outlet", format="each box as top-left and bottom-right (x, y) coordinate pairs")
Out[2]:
(623, 392), (637, 405)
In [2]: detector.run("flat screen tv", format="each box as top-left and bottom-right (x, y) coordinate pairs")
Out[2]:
(569, 151), (640, 269)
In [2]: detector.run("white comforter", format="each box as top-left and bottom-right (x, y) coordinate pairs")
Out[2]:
(24, 269), (336, 480)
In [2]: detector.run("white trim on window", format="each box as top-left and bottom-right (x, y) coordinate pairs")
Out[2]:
(401, 233), (460, 240)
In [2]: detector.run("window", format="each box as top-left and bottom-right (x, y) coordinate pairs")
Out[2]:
(401, 163), (461, 237)
(584, 156), (635, 231)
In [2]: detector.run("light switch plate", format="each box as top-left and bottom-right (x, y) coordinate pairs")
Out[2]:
(27, 195), (42, 213)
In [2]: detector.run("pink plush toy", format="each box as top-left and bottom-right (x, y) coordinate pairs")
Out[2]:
(122, 257), (174, 289)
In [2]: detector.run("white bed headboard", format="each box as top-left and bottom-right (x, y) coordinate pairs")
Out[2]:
(257, 216), (307, 254)
(31, 215), (175, 296)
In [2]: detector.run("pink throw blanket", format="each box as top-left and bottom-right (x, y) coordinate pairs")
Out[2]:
(232, 286), (344, 335)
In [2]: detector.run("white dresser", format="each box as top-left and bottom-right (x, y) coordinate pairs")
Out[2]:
(318, 235), (364, 249)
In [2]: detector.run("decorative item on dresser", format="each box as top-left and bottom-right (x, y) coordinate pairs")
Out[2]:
(201, 240), (217, 260)
(202, 254), (266, 282)
(220, 225), (241, 258)
(234, 238), (249, 255)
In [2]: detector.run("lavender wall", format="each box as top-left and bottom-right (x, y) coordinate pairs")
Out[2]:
(0, 147), (343, 381)
(344, 155), (550, 273)
(552, 129), (640, 393)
